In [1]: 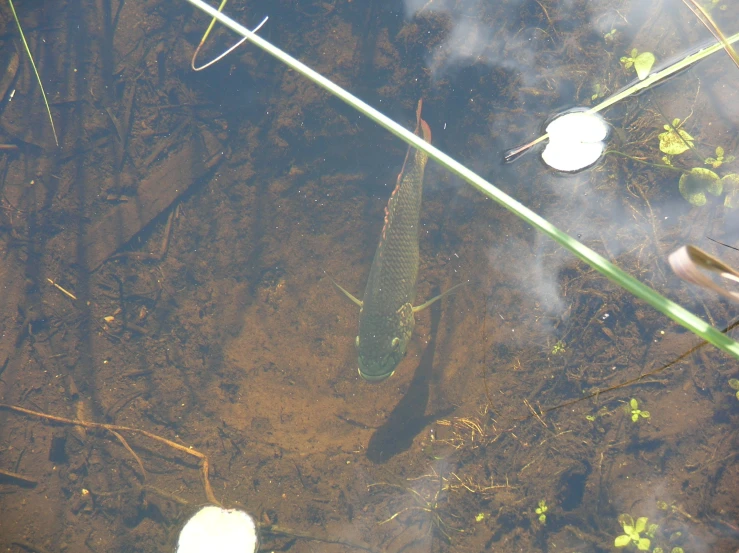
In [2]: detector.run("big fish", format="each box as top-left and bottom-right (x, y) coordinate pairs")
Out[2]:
(334, 99), (463, 381)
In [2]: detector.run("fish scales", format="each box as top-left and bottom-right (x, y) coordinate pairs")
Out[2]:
(356, 100), (431, 381)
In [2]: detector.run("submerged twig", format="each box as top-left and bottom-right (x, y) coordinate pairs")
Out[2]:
(0, 403), (219, 505)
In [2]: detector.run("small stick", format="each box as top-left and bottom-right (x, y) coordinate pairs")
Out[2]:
(0, 403), (219, 505)
(0, 467), (38, 486)
(47, 278), (77, 300)
(523, 399), (547, 428)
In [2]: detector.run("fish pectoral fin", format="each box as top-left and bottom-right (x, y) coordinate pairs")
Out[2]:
(330, 278), (363, 308)
(412, 281), (467, 313)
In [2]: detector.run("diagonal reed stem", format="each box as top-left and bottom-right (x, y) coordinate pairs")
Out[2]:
(181, 0), (739, 360)
(7, 0), (58, 146)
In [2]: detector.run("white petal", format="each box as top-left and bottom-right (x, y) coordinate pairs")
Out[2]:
(178, 506), (258, 553)
(542, 139), (605, 172)
(546, 111), (608, 143)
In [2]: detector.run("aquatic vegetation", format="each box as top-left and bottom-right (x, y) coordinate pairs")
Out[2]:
(620, 48), (656, 80)
(656, 120), (738, 206)
(627, 398), (650, 423)
(729, 378), (739, 400)
(371, 471), (464, 543)
(615, 514), (651, 550)
(678, 168), (723, 206)
(535, 500), (548, 524)
(658, 119), (694, 156)
(550, 340), (566, 355)
(603, 28), (619, 45)
(704, 146), (734, 168)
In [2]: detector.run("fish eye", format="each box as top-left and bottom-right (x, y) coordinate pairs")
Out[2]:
(391, 337), (400, 348)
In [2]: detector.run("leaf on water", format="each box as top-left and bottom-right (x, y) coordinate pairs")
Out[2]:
(658, 125), (694, 155)
(634, 52), (655, 80)
(678, 168), (721, 206)
(541, 111), (609, 172)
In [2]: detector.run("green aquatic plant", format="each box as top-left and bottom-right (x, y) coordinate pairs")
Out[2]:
(678, 168), (723, 206)
(658, 119), (694, 155)
(591, 82), (607, 101)
(655, 121), (738, 206)
(615, 514), (651, 550)
(627, 398), (650, 423)
(620, 48), (656, 80)
(535, 500), (548, 524)
(729, 378), (739, 399)
(604, 28), (619, 44)
(705, 146), (735, 168)
(551, 341), (566, 355)
(183, 0), (739, 361)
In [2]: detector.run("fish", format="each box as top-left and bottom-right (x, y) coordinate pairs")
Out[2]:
(334, 99), (464, 381)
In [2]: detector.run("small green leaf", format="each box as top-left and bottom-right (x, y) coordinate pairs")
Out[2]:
(729, 378), (739, 390)
(640, 411), (650, 419)
(634, 52), (655, 79)
(659, 125), (694, 155)
(634, 517), (648, 534)
(632, 413), (639, 422)
(679, 168), (721, 206)
(630, 398), (638, 409)
(716, 146), (724, 157)
(637, 537), (651, 551)
(615, 535), (632, 548)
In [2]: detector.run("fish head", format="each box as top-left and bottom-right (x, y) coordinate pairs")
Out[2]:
(356, 304), (415, 382)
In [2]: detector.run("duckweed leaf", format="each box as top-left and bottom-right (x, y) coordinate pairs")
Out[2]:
(659, 124), (694, 155)
(615, 535), (632, 548)
(634, 52), (655, 79)
(679, 168), (721, 206)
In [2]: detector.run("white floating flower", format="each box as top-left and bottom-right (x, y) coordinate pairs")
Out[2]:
(541, 111), (609, 172)
(177, 506), (258, 553)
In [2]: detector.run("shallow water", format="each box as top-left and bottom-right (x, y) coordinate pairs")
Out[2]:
(0, 0), (737, 552)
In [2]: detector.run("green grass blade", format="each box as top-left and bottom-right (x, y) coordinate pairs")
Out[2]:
(7, 0), (59, 147)
(182, 0), (739, 360)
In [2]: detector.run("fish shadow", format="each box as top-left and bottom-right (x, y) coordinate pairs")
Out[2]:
(366, 291), (454, 463)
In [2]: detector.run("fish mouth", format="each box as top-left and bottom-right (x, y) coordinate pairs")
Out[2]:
(358, 367), (395, 382)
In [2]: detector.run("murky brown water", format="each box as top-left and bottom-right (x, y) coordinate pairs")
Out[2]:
(0, 1), (737, 552)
